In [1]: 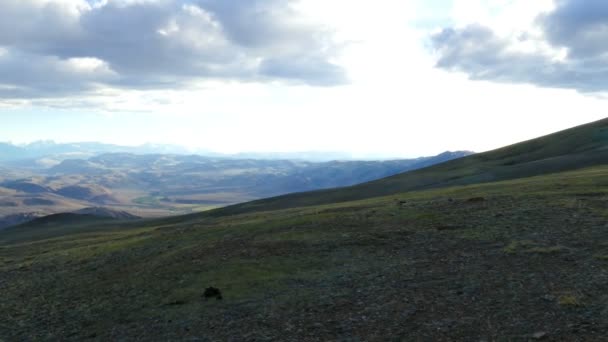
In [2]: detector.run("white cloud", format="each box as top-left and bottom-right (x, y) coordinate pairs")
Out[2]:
(0, 0), (607, 157)
(0, 0), (347, 101)
(432, 0), (608, 93)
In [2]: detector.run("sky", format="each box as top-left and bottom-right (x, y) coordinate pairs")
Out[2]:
(1, 0), (607, 158)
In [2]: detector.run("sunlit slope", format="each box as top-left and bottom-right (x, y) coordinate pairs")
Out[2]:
(214, 118), (608, 215)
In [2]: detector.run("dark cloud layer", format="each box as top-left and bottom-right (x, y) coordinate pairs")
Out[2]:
(0, 0), (346, 99)
(431, 0), (608, 92)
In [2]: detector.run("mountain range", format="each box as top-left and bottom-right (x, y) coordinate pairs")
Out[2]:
(0, 141), (401, 164)
(0, 149), (472, 228)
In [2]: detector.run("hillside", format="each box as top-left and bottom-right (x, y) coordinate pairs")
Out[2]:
(2, 164), (608, 340)
(216, 118), (608, 215)
(0, 212), (44, 231)
(0, 209), (142, 244)
(73, 207), (141, 220)
(3, 120), (608, 339)
(0, 207), (139, 232)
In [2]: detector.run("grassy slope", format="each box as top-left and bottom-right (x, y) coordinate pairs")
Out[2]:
(2, 119), (608, 340)
(0, 213), (141, 245)
(213, 118), (608, 215)
(2, 166), (608, 340)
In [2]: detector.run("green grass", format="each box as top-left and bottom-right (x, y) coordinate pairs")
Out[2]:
(3, 164), (608, 339)
(212, 118), (608, 215)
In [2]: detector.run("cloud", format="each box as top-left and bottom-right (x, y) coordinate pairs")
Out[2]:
(0, 50), (117, 98)
(431, 0), (608, 93)
(0, 0), (346, 99)
(539, 0), (608, 59)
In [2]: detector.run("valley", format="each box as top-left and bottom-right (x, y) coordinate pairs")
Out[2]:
(0, 150), (470, 228)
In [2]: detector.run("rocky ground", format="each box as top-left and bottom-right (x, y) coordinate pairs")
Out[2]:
(1, 168), (608, 340)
